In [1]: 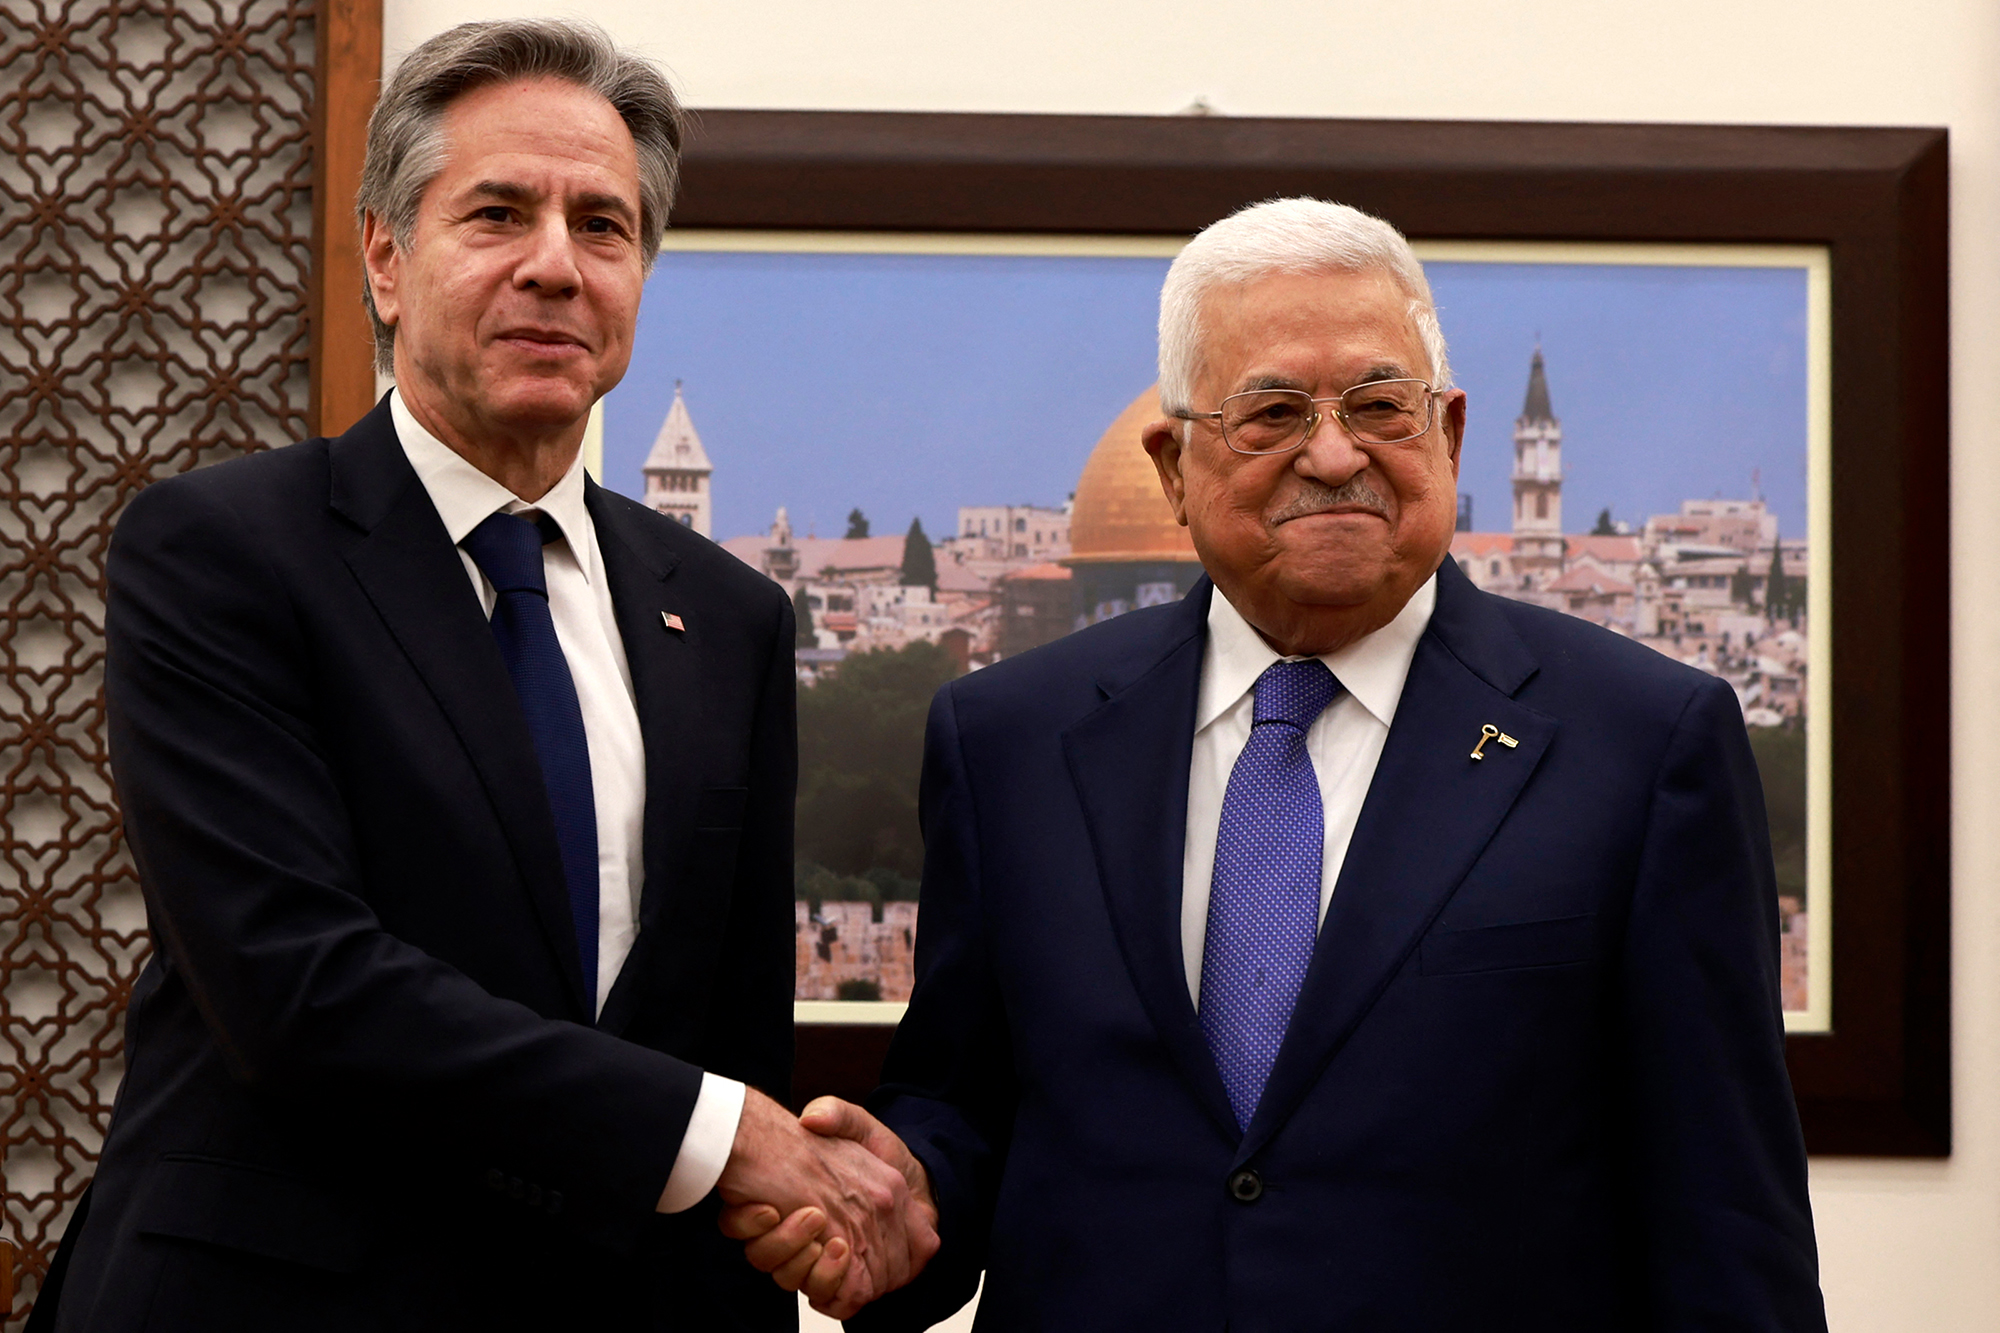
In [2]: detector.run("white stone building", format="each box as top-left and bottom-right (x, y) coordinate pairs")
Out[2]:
(641, 381), (713, 536)
(950, 503), (1071, 562)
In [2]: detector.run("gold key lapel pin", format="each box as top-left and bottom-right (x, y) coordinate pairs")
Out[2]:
(1469, 723), (1520, 761)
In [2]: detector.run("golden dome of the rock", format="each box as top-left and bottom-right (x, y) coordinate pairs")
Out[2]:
(1066, 385), (1200, 565)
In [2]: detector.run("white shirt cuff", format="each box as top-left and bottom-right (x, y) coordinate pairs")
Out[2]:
(657, 1073), (747, 1213)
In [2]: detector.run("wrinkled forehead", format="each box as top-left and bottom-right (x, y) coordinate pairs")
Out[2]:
(1195, 267), (1431, 387)
(435, 75), (638, 171)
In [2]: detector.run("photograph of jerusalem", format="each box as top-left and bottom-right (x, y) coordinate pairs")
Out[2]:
(603, 245), (1815, 1015)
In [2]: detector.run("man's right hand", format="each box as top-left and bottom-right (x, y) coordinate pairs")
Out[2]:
(715, 1088), (939, 1317)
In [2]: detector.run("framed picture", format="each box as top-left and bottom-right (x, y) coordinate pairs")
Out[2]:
(636, 110), (1946, 1154)
(606, 230), (1833, 1025)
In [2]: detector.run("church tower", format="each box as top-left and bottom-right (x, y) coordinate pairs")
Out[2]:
(1510, 347), (1564, 576)
(642, 381), (713, 536)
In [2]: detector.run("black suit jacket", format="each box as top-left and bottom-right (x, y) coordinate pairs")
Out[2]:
(51, 399), (799, 1332)
(858, 564), (1824, 1332)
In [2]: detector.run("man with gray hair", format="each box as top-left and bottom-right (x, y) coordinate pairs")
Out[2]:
(745, 197), (1826, 1329)
(35, 19), (930, 1331)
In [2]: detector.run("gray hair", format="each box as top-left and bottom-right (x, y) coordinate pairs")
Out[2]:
(356, 19), (686, 373)
(1157, 198), (1452, 416)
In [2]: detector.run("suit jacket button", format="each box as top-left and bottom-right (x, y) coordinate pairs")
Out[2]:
(1227, 1169), (1263, 1203)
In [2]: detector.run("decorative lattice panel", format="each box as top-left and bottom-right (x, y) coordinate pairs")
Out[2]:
(0, 1), (315, 1320)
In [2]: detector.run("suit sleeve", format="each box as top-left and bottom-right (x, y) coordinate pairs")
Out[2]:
(693, 584), (798, 1100)
(1620, 675), (1827, 1331)
(105, 477), (701, 1255)
(851, 682), (1016, 1333)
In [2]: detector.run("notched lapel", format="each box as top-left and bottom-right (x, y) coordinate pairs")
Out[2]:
(328, 417), (592, 1018)
(584, 488), (714, 1039)
(1239, 576), (1555, 1161)
(1062, 592), (1241, 1141)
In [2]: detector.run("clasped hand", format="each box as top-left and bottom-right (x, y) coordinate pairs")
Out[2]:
(715, 1090), (939, 1319)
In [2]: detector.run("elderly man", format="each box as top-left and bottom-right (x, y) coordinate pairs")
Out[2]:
(35, 20), (928, 1332)
(741, 199), (1826, 1330)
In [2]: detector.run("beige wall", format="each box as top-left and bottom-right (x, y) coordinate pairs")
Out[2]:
(381, 2), (2000, 1327)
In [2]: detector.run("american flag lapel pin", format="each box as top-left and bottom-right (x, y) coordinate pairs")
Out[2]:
(661, 612), (686, 633)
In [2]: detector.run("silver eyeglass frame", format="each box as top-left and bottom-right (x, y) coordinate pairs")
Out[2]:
(1171, 379), (1443, 456)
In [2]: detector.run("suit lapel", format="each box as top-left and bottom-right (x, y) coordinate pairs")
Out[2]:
(1237, 560), (1555, 1161)
(1062, 581), (1242, 1141)
(584, 484), (710, 1039)
(326, 400), (591, 1018)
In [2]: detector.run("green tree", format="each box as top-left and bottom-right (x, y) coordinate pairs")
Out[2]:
(1730, 560), (1757, 609)
(1591, 507), (1617, 536)
(845, 508), (870, 539)
(1745, 724), (1807, 904)
(793, 861), (919, 920)
(864, 866), (921, 902)
(795, 640), (959, 878)
(1765, 542), (1789, 625)
(795, 860), (878, 908)
(901, 517), (937, 591)
(792, 584), (816, 648)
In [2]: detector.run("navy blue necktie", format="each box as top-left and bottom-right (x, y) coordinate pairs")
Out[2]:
(460, 511), (598, 1005)
(1199, 658), (1341, 1130)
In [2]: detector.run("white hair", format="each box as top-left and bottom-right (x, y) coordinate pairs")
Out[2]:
(1156, 197), (1452, 416)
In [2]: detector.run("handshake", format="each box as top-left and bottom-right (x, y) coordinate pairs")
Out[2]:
(713, 1088), (941, 1320)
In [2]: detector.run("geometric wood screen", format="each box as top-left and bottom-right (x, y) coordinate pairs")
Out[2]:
(0, 2), (318, 1321)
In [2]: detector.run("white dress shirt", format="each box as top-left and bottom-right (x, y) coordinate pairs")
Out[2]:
(390, 391), (742, 1213)
(1180, 575), (1438, 1002)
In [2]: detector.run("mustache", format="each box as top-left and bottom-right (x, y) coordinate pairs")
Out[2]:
(1268, 476), (1391, 525)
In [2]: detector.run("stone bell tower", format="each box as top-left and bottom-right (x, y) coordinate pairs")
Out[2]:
(642, 381), (713, 537)
(1510, 347), (1564, 577)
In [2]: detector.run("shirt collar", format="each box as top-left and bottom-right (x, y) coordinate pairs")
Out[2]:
(390, 388), (595, 578)
(1196, 571), (1437, 734)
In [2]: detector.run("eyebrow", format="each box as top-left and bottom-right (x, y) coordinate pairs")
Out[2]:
(1352, 363), (1415, 384)
(466, 180), (638, 227)
(572, 190), (638, 226)
(467, 180), (535, 205)
(1238, 363), (1416, 393)
(1241, 372), (1310, 392)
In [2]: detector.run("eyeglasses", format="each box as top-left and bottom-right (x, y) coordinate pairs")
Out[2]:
(1173, 380), (1441, 455)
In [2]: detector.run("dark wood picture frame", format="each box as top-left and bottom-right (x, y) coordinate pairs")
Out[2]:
(664, 111), (1952, 1157)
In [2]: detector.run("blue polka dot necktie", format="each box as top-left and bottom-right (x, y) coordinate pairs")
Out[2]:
(460, 511), (598, 1006)
(1200, 658), (1341, 1130)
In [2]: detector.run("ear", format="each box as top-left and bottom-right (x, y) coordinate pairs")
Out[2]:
(1141, 418), (1192, 526)
(1439, 389), (1468, 479)
(360, 212), (402, 330)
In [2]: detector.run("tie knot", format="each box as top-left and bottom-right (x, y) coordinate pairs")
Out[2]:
(1252, 658), (1339, 731)
(461, 511), (552, 596)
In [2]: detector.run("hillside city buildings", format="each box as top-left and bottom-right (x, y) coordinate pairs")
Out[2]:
(1451, 348), (1810, 729)
(644, 354), (1813, 1007)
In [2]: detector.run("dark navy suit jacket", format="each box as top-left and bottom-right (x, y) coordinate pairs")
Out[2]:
(859, 562), (1824, 1332)
(49, 399), (799, 1332)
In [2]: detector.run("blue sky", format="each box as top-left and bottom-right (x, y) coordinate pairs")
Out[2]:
(601, 250), (1808, 544)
